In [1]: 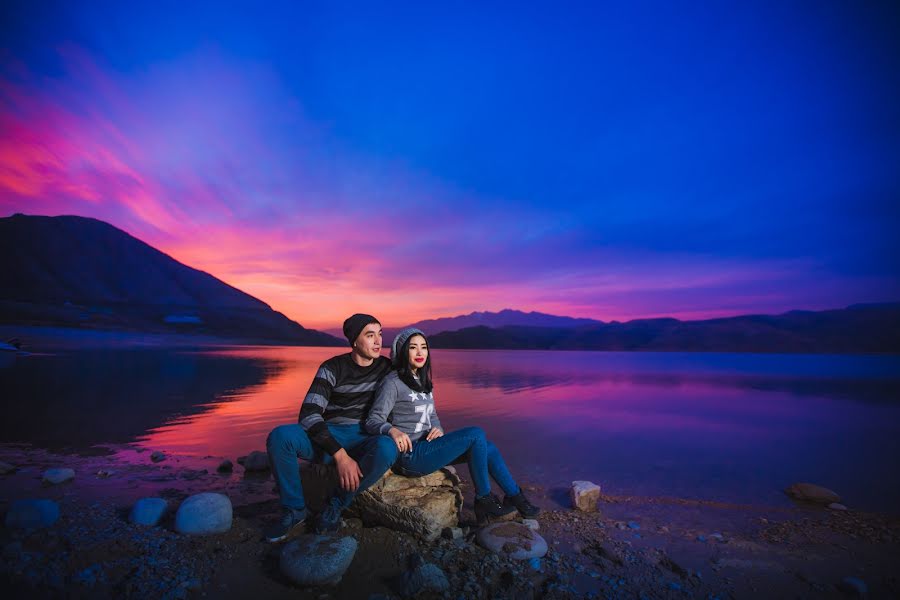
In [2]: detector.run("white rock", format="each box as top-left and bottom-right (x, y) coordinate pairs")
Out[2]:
(174, 493), (232, 534)
(570, 480), (601, 512)
(280, 535), (358, 586)
(522, 519), (540, 531)
(42, 468), (75, 485)
(476, 521), (548, 560)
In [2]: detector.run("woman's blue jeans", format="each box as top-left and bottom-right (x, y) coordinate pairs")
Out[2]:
(266, 423), (398, 512)
(393, 426), (520, 497)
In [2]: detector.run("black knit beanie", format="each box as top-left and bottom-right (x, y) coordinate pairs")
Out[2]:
(342, 313), (380, 346)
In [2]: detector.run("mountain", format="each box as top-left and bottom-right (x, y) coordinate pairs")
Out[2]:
(347, 309), (605, 344)
(0, 214), (343, 345)
(428, 304), (900, 353)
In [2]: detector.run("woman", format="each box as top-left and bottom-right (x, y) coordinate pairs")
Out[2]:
(366, 327), (539, 523)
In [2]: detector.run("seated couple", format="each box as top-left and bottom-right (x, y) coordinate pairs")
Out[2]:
(265, 313), (539, 542)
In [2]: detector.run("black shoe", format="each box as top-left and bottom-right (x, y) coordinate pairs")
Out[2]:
(315, 501), (343, 533)
(265, 508), (306, 542)
(474, 493), (517, 524)
(504, 490), (541, 518)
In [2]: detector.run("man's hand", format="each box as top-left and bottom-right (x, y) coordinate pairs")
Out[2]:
(390, 427), (412, 453)
(333, 449), (363, 492)
(425, 427), (443, 442)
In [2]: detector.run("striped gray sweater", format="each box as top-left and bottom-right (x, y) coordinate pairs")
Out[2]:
(366, 371), (443, 442)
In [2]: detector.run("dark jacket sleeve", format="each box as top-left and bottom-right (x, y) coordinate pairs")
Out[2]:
(297, 361), (342, 455)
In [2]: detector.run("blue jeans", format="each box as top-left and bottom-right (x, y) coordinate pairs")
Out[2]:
(266, 423), (398, 512)
(393, 426), (520, 498)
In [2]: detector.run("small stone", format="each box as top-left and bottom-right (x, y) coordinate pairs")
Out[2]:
(217, 460), (233, 473)
(5, 499), (60, 529)
(95, 470), (114, 478)
(150, 451), (166, 463)
(627, 521), (640, 530)
(528, 557), (542, 571)
(442, 527), (464, 540)
(237, 450), (269, 472)
(398, 561), (450, 596)
(0, 461), (16, 475)
(477, 522), (548, 560)
(708, 533), (725, 542)
(174, 493), (232, 534)
(42, 468), (75, 485)
(130, 498), (168, 526)
(697, 535), (707, 542)
(837, 576), (867, 597)
(280, 535), (358, 586)
(522, 519), (539, 531)
(828, 503), (848, 511)
(570, 481), (601, 512)
(784, 482), (840, 505)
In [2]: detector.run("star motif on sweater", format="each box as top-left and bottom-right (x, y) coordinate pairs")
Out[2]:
(408, 391), (420, 402)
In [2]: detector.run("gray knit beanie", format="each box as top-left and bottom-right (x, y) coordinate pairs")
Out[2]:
(343, 313), (380, 346)
(391, 327), (426, 365)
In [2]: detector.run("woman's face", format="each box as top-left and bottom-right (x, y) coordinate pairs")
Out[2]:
(407, 334), (428, 372)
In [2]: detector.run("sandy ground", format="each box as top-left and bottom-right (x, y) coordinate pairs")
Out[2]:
(2, 444), (899, 599)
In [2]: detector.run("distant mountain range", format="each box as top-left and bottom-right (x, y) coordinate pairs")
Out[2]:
(0, 214), (342, 345)
(426, 304), (900, 353)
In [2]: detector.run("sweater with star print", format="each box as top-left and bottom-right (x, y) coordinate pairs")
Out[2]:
(365, 370), (443, 442)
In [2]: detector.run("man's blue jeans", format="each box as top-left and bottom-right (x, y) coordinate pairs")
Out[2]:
(266, 423), (398, 512)
(393, 426), (520, 497)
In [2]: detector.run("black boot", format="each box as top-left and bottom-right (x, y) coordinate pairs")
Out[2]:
(474, 493), (517, 524)
(503, 490), (540, 517)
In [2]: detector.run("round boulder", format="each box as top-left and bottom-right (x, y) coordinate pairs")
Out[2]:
(476, 521), (548, 560)
(174, 493), (232, 534)
(785, 482), (840, 505)
(5, 499), (60, 529)
(130, 497), (168, 526)
(42, 468), (75, 485)
(280, 535), (358, 586)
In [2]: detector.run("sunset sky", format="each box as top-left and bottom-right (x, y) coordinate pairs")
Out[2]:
(2, 1), (899, 330)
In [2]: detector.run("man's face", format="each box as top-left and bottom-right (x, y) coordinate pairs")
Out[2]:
(352, 323), (383, 360)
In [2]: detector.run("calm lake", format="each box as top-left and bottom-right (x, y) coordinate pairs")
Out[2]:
(3, 346), (899, 512)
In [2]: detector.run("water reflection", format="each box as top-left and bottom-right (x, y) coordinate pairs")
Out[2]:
(3, 347), (899, 511)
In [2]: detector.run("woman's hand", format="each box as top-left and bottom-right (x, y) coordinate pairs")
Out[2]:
(425, 427), (443, 442)
(389, 427), (413, 453)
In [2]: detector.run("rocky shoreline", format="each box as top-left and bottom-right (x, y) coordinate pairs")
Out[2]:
(2, 444), (899, 599)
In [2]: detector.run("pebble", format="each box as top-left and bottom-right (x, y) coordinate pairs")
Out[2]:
(0, 460), (16, 474)
(42, 468), (75, 485)
(828, 503), (848, 511)
(627, 521), (641, 530)
(216, 459), (233, 473)
(150, 451), (166, 463)
(398, 559), (450, 596)
(528, 557), (542, 571)
(522, 519), (540, 531)
(442, 527), (463, 540)
(130, 498), (168, 527)
(238, 450), (270, 472)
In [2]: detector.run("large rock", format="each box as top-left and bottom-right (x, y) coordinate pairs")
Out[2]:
(351, 468), (462, 541)
(570, 480), (601, 512)
(280, 535), (358, 586)
(5, 499), (60, 529)
(476, 521), (548, 560)
(237, 451), (270, 472)
(130, 497), (168, 526)
(174, 493), (232, 534)
(42, 468), (75, 485)
(299, 464), (462, 541)
(785, 482), (840, 505)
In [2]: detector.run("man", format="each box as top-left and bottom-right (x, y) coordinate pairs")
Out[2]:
(265, 313), (397, 541)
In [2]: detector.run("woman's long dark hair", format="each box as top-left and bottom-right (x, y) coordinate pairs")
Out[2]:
(395, 333), (433, 393)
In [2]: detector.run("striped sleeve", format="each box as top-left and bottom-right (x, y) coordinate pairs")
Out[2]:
(298, 362), (342, 455)
(365, 376), (398, 436)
